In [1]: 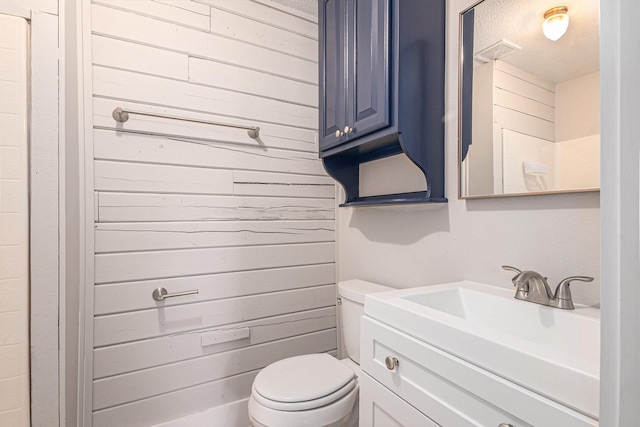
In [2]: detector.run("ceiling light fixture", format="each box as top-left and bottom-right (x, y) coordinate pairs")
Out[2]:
(543, 6), (569, 41)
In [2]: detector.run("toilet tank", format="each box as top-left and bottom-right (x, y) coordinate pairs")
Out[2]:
(338, 280), (393, 364)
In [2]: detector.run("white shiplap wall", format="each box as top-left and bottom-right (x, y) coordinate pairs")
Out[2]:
(86, 2), (333, 426)
(492, 59), (556, 142)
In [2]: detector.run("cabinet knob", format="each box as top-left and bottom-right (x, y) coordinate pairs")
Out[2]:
(343, 125), (354, 134)
(385, 356), (399, 371)
(335, 129), (344, 138)
(498, 424), (514, 427)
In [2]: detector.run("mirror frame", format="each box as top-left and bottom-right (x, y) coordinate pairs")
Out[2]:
(457, 0), (601, 200)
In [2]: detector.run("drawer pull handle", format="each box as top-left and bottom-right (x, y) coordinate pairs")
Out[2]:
(152, 287), (199, 302)
(385, 356), (399, 370)
(498, 424), (514, 427)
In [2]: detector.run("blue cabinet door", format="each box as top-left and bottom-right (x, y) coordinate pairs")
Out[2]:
(346, 0), (391, 140)
(320, 0), (391, 152)
(319, 0), (347, 151)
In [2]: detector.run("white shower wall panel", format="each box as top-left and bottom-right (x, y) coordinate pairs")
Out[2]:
(0, 13), (29, 427)
(2, 0), (57, 15)
(87, 2), (330, 426)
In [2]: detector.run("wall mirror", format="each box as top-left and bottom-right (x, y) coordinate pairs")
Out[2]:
(459, 0), (600, 198)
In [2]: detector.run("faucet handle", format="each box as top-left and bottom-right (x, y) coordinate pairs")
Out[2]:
(554, 276), (593, 298)
(553, 276), (594, 309)
(502, 266), (528, 297)
(501, 265), (522, 274)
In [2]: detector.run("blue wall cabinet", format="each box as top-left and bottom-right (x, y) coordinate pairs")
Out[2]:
(320, 0), (390, 152)
(319, 0), (447, 206)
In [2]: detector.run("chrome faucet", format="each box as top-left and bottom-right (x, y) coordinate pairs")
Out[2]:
(502, 266), (593, 310)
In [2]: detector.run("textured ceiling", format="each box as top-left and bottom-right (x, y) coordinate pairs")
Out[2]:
(269, 0), (317, 17)
(471, 0), (600, 83)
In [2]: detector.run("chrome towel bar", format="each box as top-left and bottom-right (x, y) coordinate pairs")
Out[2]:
(112, 107), (260, 139)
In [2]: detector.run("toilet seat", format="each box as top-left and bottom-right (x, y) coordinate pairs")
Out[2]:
(252, 377), (356, 411)
(252, 354), (356, 411)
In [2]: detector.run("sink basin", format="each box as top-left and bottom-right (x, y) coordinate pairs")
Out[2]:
(365, 281), (600, 420)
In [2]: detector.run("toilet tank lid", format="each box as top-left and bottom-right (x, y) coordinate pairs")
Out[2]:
(338, 279), (394, 304)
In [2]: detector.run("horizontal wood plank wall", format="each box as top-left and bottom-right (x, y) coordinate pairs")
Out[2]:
(88, 2), (328, 425)
(493, 60), (556, 142)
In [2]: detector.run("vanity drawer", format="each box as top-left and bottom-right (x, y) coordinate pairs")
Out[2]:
(361, 316), (598, 427)
(360, 371), (439, 427)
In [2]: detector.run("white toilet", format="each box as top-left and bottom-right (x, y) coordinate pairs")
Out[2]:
(248, 279), (393, 427)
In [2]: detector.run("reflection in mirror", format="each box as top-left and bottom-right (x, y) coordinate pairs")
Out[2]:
(459, 0), (600, 198)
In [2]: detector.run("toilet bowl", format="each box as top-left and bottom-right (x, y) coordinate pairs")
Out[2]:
(248, 354), (359, 427)
(248, 280), (393, 427)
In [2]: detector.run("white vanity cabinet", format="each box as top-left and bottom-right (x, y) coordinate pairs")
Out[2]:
(359, 316), (598, 427)
(359, 372), (439, 426)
